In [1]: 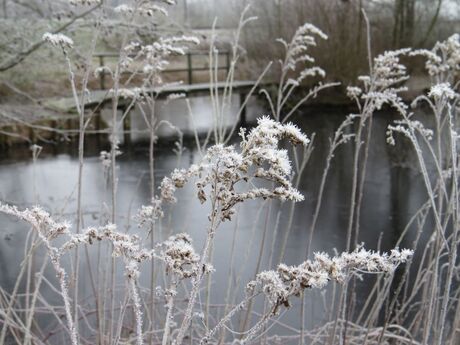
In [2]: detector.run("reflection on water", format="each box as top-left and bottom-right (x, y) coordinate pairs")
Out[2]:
(0, 107), (432, 341)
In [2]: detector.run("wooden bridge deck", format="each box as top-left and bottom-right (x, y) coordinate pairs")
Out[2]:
(43, 80), (259, 114)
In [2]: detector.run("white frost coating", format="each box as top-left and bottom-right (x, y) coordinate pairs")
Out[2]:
(43, 32), (74, 50)
(428, 83), (457, 100)
(158, 117), (308, 221)
(69, 0), (101, 6)
(247, 247), (413, 312)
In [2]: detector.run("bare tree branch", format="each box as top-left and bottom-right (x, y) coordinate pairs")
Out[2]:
(417, 0), (443, 47)
(0, 3), (100, 72)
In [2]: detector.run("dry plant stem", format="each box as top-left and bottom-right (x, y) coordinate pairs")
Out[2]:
(149, 98), (157, 336)
(361, 274), (396, 343)
(205, 242), (215, 327)
(70, 16), (101, 339)
(353, 114), (373, 245)
(65, 71), (87, 331)
(278, 142), (314, 263)
(240, 308), (275, 345)
(0, 234), (39, 344)
(306, 117), (353, 256)
(107, 7), (139, 343)
(240, 201), (272, 335)
(327, 282), (348, 345)
(268, 211), (282, 269)
(129, 278), (143, 345)
(424, 101), (449, 344)
(186, 99), (203, 157)
(218, 6), (266, 141)
(435, 111), (459, 345)
(175, 181), (221, 345)
(114, 294), (130, 345)
(175, 223), (219, 345)
(201, 293), (259, 344)
(396, 106), (448, 244)
(47, 251), (78, 345)
(208, 19), (219, 145)
(229, 202), (267, 310)
(222, 202), (266, 343)
(23, 255), (48, 345)
(0, 291), (28, 344)
(336, 109), (370, 344)
(223, 62), (272, 144)
(282, 83), (341, 124)
(220, 207), (240, 318)
(161, 280), (177, 345)
(386, 93), (456, 343)
(346, 9), (374, 253)
(373, 205), (429, 339)
(346, 110), (368, 251)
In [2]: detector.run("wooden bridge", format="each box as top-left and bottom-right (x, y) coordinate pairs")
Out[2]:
(95, 50), (232, 89)
(44, 50), (260, 114)
(0, 50), (265, 146)
(44, 81), (259, 114)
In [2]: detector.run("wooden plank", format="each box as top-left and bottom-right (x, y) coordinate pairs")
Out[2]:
(93, 50), (230, 58)
(42, 81), (259, 113)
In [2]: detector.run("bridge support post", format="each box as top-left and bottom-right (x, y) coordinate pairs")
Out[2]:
(121, 106), (132, 148)
(99, 55), (106, 90)
(187, 53), (193, 84)
(239, 92), (247, 128)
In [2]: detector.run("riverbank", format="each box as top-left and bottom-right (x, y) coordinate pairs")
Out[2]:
(0, 73), (433, 148)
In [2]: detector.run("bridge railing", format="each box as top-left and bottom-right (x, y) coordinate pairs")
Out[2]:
(94, 50), (231, 89)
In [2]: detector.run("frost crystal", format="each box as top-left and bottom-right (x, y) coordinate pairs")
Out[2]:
(428, 83), (457, 100)
(159, 233), (212, 279)
(43, 33), (74, 51)
(136, 197), (164, 226)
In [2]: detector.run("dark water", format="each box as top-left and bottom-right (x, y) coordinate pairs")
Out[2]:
(0, 106), (432, 342)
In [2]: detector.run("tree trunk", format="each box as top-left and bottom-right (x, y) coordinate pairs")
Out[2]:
(2, 0), (7, 19)
(393, 0), (416, 48)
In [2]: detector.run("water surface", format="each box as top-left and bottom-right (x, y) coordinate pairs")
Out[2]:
(0, 106), (432, 342)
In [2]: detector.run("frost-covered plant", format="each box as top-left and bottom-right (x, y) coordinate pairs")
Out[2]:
(155, 117), (309, 345)
(344, 47), (411, 252)
(278, 23), (328, 81)
(136, 197), (164, 228)
(249, 248), (413, 313)
(349, 48), (410, 112)
(383, 36), (460, 345)
(70, 0), (101, 6)
(411, 33), (460, 83)
(0, 203), (187, 345)
(263, 23), (339, 123)
(42, 33), (74, 52)
(159, 116), (308, 221)
(62, 225), (156, 345)
(114, 0), (176, 18)
(200, 247), (412, 344)
(120, 35), (199, 86)
(0, 205), (77, 345)
(159, 233), (213, 279)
